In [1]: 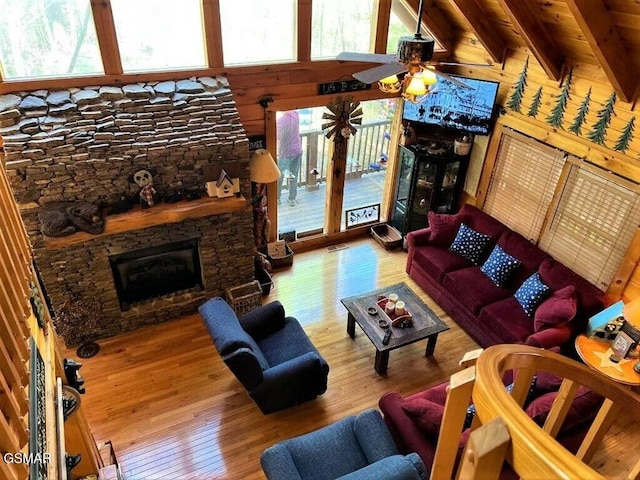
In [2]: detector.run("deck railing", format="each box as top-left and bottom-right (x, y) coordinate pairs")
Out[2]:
(295, 119), (391, 188)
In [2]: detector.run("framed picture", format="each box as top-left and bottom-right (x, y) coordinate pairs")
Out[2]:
(612, 331), (634, 359)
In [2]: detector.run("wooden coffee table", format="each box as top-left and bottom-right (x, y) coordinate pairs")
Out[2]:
(341, 282), (449, 374)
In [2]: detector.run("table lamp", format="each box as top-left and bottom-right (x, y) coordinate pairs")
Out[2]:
(249, 149), (281, 254)
(249, 149), (280, 184)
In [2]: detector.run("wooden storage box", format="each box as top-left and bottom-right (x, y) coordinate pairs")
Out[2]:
(226, 280), (262, 316)
(371, 224), (403, 250)
(267, 241), (294, 268)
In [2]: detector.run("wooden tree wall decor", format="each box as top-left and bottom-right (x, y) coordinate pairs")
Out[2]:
(507, 56), (529, 113)
(546, 68), (573, 128)
(322, 95), (363, 169)
(568, 87), (592, 136)
(587, 91), (617, 146)
(527, 87), (543, 118)
(614, 117), (635, 154)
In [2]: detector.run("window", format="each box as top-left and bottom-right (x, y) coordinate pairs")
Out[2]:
(0, 0), (103, 79)
(484, 130), (565, 241)
(311, 0), (377, 60)
(220, 0), (296, 66)
(111, 0), (206, 72)
(539, 160), (640, 290)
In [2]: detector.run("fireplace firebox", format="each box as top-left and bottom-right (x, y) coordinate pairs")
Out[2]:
(109, 239), (203, 311)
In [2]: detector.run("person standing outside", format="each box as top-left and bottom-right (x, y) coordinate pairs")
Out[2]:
(277, 110), (303, 206)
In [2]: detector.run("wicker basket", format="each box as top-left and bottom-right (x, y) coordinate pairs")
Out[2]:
(225, 280), (262, 316)
(267, 241), (294, 268)
(371, 224), (403, 250)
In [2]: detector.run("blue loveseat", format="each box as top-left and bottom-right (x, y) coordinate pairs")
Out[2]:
(261, 409), (427, 480)
(199, 298), (329, 414)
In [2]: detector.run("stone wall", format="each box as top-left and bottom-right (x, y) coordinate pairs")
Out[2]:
(0, 76), (255, 342)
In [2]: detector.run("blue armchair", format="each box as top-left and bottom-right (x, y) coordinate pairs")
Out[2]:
(198, 298), (329, 414)
(261, 409), (427, 480)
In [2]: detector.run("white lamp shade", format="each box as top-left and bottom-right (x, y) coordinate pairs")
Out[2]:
(405, 73), (428, 96)
(250, 149), (281, 183)
(422, 69), (437, 85)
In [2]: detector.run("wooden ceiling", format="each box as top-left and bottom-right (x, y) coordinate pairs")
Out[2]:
(420, 0), (639, 103)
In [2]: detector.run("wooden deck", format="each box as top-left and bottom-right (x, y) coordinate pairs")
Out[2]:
(276, 169), (387, 236)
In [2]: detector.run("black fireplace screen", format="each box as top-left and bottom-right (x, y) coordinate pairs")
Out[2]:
(109, 239), (203, 311)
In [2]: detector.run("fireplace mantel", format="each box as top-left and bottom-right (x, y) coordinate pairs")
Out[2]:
(43, 195), (250, 250)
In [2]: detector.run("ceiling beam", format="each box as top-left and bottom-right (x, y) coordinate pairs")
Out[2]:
(565, 0), (637, 103)
(405, 0), (454, 52)
(446, 0), (505, 64)
(496, 0), (564, 81)
(374, 0), (393, 54)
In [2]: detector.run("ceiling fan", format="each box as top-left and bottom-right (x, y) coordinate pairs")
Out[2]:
(336, 0), (491, 102)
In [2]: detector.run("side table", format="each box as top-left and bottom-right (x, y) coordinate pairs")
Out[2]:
(574, 335), (640, 386)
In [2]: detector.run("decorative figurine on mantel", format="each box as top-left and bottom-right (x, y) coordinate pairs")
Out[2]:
(39, 202), (105, 237)
(206, 169), (240, 198)
(130, 169), (161, 208)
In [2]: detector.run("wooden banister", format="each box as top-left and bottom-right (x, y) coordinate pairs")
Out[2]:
(471, 345), (640, 479)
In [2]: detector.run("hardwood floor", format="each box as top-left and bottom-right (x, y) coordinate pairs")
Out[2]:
(67, 237), (479, 479)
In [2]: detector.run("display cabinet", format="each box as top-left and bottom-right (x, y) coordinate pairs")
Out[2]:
(391, 142), (470, 235)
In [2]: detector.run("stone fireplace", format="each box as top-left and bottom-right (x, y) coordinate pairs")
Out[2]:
(0, 76), (255, 342)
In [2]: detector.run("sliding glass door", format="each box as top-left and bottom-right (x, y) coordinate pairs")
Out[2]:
(275, 99), (397, 240)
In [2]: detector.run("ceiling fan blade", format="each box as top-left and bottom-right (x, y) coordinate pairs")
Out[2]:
(353, 63), (407, 84)
(337, 52), (397, 64)
(430, 69), (474, 89)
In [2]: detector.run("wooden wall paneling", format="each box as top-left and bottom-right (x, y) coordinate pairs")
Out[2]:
(202, 0), (224, 68)
(565, 0), (637, 103)
(89, 0), (123, 75)
(297, 0), (312, 62)
(406, 0), (454, 52)
(609, 228), (640, 301)
(446, 0), (505, 63)
(623, 266), (640, 302)
(495, 0), (564, 81)
(374, 0), (392, 54)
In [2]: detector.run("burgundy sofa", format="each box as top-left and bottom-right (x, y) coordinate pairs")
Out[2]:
(379, 371), (603, 478)
(405, 204), (605, 352)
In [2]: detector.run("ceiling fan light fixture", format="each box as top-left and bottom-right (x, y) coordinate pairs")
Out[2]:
(421, 68), (437, 85)
(378, 75), (401, 94)
(404, 72), (428, 97)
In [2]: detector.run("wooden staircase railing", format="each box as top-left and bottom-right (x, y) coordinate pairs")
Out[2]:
(431, 345), (640, 480)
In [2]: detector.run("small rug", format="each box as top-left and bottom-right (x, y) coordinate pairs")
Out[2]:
(327, 244), (349, 252)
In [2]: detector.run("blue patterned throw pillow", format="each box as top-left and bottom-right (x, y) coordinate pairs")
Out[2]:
(514, 272), (550, 317)
(449, 223), (492, 265)
(480, 245), (521, 288)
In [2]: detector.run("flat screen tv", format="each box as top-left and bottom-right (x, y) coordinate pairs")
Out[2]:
(403, 75), (500, 135)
